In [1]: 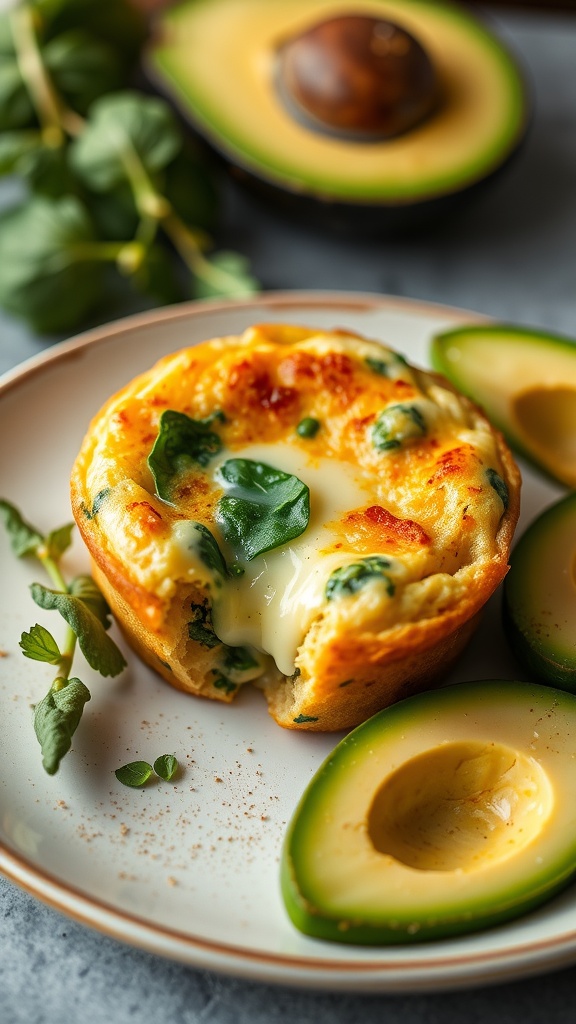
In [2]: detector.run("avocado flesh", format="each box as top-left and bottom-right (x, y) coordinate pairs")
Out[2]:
(281, 680), (576, 944)
(149, 0), (527, 206)
(431, 325), (576, 487)
(504, 493), (576, 689)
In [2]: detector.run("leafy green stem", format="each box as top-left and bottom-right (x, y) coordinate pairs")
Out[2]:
(162, 210), (243, 293)
(118, 135), (171, 221)
(9, 3), (84, 143)
(69, 239), (147, 273)
(0, 498), (126, 774)
(51, 625), (76, 685)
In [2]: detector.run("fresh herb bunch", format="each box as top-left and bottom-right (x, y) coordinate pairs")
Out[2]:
(0, 0), (257, 333)
(0, 498), (127, 774)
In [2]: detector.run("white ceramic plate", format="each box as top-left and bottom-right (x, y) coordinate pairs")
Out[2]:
(0, 292), (573, 993)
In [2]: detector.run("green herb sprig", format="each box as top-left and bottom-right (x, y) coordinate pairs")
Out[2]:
(0, 498), (126, 774)
(0, 0), (258, 333)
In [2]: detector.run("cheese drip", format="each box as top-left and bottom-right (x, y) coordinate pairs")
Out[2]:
(209, 443), (371, 675)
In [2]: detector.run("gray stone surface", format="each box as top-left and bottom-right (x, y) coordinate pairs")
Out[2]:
(2, 8), (576, 1023)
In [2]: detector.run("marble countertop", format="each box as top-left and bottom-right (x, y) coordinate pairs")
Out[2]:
(2, 7), (576, 1023)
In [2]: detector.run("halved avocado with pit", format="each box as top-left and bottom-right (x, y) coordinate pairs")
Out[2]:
(281, 679), (576, 944)
(431, 324), (576, 487)
(148, 0), (529, 232)
(504, 493), (576, 690)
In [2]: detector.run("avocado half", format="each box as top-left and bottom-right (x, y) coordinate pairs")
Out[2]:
(147, 0), (529, 232)
(281, 679), (576, 944)
(431, 323), (576, 488)
(504, 493), (576, 690)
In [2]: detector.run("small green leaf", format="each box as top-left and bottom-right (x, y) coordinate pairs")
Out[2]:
(293, 714), (318, 724)
(486, 468), (509, 511)
(115, 760), (153, 788)
(153, 754), (179, 782)
(34, 677), (91, 775)
(215, 459), (310, 561)
(222, 646), (258, 673)
(365, 353), (409, 378)
(38, 0), (147, 66)
(82, 487), (111, 520)
(44, 30), (123, 115)
(372, 404), (427, 452)
(0, 38), (34, 131)
(71, 91), (182, 193)
(45, 522), (75, 561)
(185, 521), (230, 582)
(211, 670), (237, 695)
(30, 581), (126, 677)
(0, 498), (43, 556)
(68, 574), (113, 629)
(0, 130), (42, 177)
(20, 623), (62, 664)
(326, 557), (395, 600)
(16, 139), (79, 198)
(193, 250), (259, 300)
(148, 408), (223, 502)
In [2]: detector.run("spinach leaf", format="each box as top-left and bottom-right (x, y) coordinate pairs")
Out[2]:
(188, 601), (221, 649)
(30, 580), (126, 676)
(34, 677), (91, 775)
(148, 409), (224, 503)
(365, 353), (409, 378)
(186, 522), (230, 582)
(372, 404), (427, 452)
(215, 459), (310, 561)
(222, 646), (258, 673)
(211, 670), (237, 695)
(486, 468), (509, 510)
(326, 557), (395, 600)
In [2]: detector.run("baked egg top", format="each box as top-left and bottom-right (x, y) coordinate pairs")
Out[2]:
(75, 324), (512, 680)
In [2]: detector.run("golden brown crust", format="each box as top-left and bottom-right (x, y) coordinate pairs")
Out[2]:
(71, 324), (521, 731)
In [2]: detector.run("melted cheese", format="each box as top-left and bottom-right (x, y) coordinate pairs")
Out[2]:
(174, 443), (375, 674)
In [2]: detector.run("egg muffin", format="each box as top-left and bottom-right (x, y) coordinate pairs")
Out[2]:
(70, 324), (520, 731)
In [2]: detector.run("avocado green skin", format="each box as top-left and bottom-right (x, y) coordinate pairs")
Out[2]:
(430, 324), (576, 485)
(281, 680), (576, 945)
(503, 493), (576, 691)
(147, 0), (530, 235)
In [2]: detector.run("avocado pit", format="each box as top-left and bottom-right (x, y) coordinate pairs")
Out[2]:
(367, 740), (551, 872)
(276, 14), (439, 141)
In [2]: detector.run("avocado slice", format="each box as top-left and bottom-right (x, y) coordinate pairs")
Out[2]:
(147, 0), (528, 231)
(431, 324), (576, 487)
(504, 493), (576, 689)
(281, 679), (576, 944)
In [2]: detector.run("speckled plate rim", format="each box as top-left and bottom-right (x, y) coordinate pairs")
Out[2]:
(1, 290), (574, 994)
